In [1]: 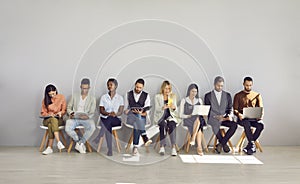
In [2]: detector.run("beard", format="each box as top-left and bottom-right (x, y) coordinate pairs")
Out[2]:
(244, 88), (251, 93)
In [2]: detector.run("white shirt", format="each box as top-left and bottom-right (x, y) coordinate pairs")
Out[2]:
(99, 93), (124, 118)
(77, 95), (87, 112)
(124, 90), (151, 110)
(214, 90), (222, 106)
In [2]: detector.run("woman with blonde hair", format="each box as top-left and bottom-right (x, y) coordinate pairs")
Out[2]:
(154, 80), (179, 156)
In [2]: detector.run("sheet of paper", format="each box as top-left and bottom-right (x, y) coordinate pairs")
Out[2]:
(234, 155), (263, 165)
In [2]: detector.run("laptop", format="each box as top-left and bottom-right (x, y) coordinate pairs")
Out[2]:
(243, 107), (263, 119)
(192, 105), (211, 116)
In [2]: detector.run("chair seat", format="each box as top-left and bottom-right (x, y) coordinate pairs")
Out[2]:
(181, 123), (208, 153)
(39, 125), (66, 152)
(40, 125), (65, 130)
(220, 125), (229, 129)
(75, 125), (85, 129)
(96, 124), (122, 153)
(124, 122), (151, 129)
(96, 125), (122, 131)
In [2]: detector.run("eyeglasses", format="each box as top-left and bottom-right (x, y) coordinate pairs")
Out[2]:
(81, 87), (90, 90)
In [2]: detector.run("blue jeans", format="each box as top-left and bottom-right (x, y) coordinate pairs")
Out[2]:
(127, 112), (147, 146)
(65, 119), (95, 144)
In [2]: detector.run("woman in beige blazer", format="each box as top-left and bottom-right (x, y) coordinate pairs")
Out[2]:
(154, 80), (180, 156)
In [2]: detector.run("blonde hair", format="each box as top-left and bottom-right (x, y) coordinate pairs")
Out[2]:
(160, 80), (175, 98)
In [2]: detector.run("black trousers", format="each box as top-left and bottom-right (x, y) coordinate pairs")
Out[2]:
(216, 120), (237, 145)
(238, 119), (264, 143)
(98, 117), (121, 152)
(158, 120), (176, 146)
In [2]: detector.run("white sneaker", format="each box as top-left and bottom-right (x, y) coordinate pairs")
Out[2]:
(57, 141), (65, 150)
(159, 147), (165, 156)
(83, 143), (86, 152)
(42, 147), (53, 155)
(171, 147), (177, 156)
(190, 141), (195, 146)
(75, 142), (86, 154)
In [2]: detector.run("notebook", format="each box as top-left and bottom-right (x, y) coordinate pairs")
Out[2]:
(130, 106), (152, 111)
(39, 115), (59, 119)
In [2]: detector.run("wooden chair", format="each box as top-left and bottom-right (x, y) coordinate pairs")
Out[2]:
(207, 125), (234, 153)
(124, 116), (151, 153)
(39, 124), (67, 152)
(96, 125), (122, 153)
(153, 134), (180, 153)
(67, 126), (93, 153)
(181, 124), (209, 153)
(235, 126), (263, 153)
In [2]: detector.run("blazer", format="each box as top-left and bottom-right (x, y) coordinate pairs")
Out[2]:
(67, 93), (96, 119)
(153, 93), (180, 125)
(204, 90), (232, 134)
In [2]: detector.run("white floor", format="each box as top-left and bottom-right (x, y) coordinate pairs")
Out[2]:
(0, 146), (299, 184)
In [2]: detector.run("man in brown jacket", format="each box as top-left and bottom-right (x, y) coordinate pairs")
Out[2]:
(233, 77), (264, 155)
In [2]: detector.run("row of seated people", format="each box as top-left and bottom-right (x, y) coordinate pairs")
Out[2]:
(40, 76), (264, 157)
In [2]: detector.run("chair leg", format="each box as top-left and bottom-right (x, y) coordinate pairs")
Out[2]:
(183, 131), (189, 153)
(213, 135), (218, 152)
(97, 137), (104, 153)
(255, 140), (263, 152)
(236, 131), (246, 153)
(67, 129), (79, 153)
(126, 130), (134, 153)
(86, 141), (92, 153)
(112, 130), (121, 153)
(201, 133), (209, 153)
(207, 133), (215, 152)
(154, 134), (160, 151)
(59, 130), (67, 147)
(39, 131), (48, 152)
(185, 131), (191, 153)
(175, 144), (180, 152)
(68, 140), (74, 153)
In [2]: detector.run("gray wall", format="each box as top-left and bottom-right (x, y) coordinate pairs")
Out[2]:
(1, 0), (299, 146)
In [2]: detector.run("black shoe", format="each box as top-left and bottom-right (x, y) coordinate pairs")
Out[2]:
(215, 143), (222, 154)
(250, 142), (256, 154)
(244, 142), (256, 155)
(142, 135), (149, 143)
(107, 150), (113, 156)
(243, 142), (252, 153)
(223, 144), (230, 153)
(246, 148), (253, 155)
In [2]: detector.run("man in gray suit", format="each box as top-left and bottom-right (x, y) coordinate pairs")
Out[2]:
(204, 76), (237, 153)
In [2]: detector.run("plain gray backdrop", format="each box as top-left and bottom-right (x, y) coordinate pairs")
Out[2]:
(0, 0), (299, 146)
